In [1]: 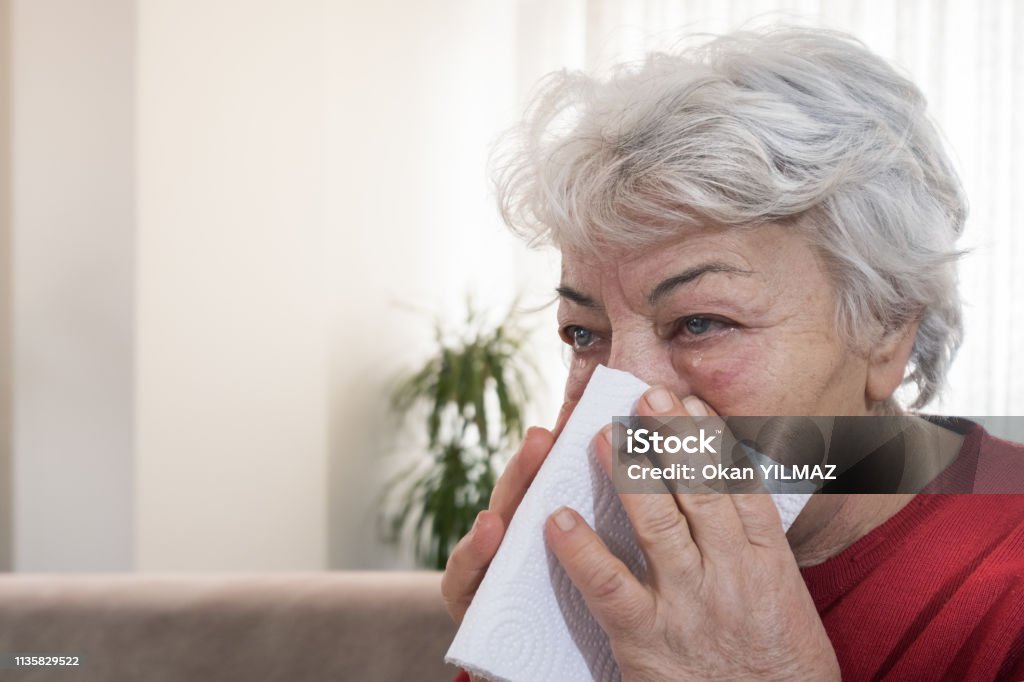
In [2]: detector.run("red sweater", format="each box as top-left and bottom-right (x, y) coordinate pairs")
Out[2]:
(455, 420), (1024, 681)
(802, 421), (1024, 680)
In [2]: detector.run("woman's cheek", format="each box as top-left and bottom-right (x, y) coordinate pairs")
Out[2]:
(672, 342), (762, 414)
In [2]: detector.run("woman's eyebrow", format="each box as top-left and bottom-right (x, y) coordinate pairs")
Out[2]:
(647, 262), (753, 306)
(555, 285), (603, 311)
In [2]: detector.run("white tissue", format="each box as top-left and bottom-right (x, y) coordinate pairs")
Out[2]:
(446, 365), (811, 682)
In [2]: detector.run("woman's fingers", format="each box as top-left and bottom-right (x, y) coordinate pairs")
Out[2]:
(544, 506), (654, 639)
(488, 426), (556, 526)
(593, 425), (702, 580)
(625, 388), (788, 552)
(723, 445), (788, 548)
(633, 388), (751, 560)
(444, 402), (573, 625)
(730, 493), (787, 548)
(441, 510), (504, 623)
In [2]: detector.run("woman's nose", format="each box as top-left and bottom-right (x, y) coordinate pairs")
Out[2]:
(605, 331), (689, 395)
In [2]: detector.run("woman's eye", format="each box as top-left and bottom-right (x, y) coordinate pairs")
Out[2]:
(675, 316), (730, 338)
(684, 317), (713, 335)
(562, 325), (596, 350)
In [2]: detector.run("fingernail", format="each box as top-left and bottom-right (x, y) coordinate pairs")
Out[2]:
(683, 396), (708, 417)
(645, 387), (674, 413)
(472, 511), (484, 532)
(553, 507), (577, 532)
(599, 424), (614, 446)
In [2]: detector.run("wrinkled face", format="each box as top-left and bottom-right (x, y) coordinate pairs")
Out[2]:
(557, 224), (876, 417)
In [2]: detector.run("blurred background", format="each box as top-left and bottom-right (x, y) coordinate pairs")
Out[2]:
(0, 0), (1021, 574)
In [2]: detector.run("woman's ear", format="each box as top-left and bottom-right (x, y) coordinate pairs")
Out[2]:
(866, 319), (920, 403)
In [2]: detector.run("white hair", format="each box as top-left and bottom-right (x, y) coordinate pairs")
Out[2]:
(494, 26), (966, 408)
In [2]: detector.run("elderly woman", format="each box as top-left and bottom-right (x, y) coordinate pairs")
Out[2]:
(443, 27), (1024, 680)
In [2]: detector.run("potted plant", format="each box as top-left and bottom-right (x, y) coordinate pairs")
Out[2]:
(384, 302), (537, 569)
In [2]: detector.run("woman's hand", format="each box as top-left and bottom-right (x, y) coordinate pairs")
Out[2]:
(441, 400), (577, 625)
(544, 387), (840, 681)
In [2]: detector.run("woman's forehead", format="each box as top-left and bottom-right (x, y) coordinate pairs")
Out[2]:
(559, 225), (808, 285)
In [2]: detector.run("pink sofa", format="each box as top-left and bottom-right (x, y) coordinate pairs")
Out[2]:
(0, 571), (459, 681)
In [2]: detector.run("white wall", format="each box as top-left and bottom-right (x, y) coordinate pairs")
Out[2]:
(135, 0), (565, 570)
(322, 0), (570, 568)
(3, 0), (569, 572)
(135, 0), (330, 570)
(9, 0), (135, 571)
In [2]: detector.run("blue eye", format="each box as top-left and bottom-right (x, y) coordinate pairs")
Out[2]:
(563, 325), (595, 350)
(684, 317), (713, 335)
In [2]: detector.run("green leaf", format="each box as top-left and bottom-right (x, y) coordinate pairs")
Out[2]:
(381, 297), (542, 568)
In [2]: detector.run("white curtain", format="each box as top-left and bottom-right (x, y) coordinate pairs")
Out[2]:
(516, 0), (1024, 416)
